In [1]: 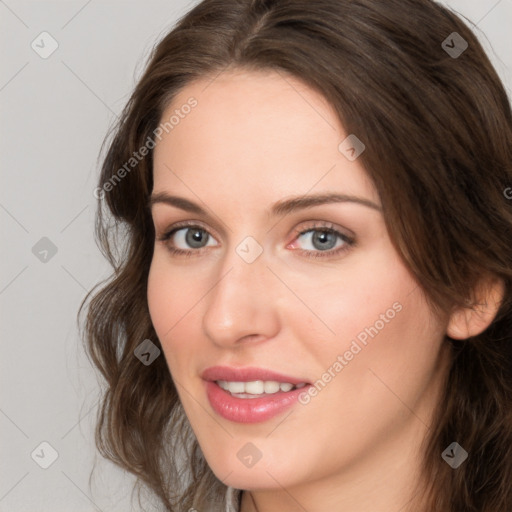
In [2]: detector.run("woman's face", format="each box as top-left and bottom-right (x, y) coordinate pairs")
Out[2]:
(148, 68), (451, 495)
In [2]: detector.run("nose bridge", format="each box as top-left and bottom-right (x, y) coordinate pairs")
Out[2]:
(201, 236), (280, 346)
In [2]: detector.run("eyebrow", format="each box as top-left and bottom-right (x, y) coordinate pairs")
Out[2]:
(148, 192), (382, 217)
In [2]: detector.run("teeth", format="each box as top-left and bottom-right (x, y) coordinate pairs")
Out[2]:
(225, 381), (245, 393)
(264, 381), (280, 393)
(217, 380), (306, 396)
(245, 380), (264, 394)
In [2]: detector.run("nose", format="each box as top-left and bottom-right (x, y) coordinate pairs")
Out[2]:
(201, 241), (281, 348)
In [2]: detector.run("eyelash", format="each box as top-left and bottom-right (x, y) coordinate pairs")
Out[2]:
(156, 220), (356, 259)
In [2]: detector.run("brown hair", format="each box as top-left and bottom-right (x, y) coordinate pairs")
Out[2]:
(78, 0), (512, 510)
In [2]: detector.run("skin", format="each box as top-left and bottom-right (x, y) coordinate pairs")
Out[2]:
(147, 68), (459, 511)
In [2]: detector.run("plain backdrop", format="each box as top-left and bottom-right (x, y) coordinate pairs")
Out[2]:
(1, 1), (511, 510)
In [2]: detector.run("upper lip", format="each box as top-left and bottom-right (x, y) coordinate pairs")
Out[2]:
(201, 366), (310, 384)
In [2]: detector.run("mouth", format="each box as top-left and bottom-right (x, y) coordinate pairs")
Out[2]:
(200, 366), (312, 423)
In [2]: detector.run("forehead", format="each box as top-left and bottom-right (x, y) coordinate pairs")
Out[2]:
(152, 69), (379, 209)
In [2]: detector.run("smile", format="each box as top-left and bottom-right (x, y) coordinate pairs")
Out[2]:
(201, 365), (312, 423)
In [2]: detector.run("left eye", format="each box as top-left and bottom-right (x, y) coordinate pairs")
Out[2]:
(294, 228), (348, 252)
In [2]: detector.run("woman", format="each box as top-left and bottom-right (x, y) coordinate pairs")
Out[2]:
(79, 0), (512, 510)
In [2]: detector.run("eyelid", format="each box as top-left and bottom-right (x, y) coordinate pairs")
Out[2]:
(291, 220), (355, 241)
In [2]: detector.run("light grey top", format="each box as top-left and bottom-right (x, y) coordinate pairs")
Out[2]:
(194, 484), (242, 511)
(225, 486), (243, 512)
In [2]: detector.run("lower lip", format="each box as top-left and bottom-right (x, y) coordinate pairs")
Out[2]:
(204, 380), (311, 423)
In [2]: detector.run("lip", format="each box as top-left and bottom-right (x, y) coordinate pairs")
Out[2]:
(201, 365), (310, 385)
(201, 366), (312, 423)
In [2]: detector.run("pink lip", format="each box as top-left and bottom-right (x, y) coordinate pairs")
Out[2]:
(201, 365), (309, 385)
(201, 366), (312, 423)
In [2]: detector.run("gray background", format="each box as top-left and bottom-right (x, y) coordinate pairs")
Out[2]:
(1, 1), (511, 510)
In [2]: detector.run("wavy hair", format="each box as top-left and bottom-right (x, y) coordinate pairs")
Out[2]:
(78, 0), (512, 510)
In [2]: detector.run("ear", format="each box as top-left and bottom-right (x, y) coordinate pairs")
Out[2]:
(446, 275), (505, 340)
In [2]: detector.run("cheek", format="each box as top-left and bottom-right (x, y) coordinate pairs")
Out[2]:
(147, 252), (195, 331)
(290, 285), (445, 473)
(311, 281), (445, 426)
(147, 256), (190, 365)
(295, 244), (442, 405)
(147, 258), (169, 335)
(289, 240), (419, 353)
(147, 253), (213, 384)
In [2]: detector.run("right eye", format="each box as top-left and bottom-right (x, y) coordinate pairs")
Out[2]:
(157, 222), (219, 257)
